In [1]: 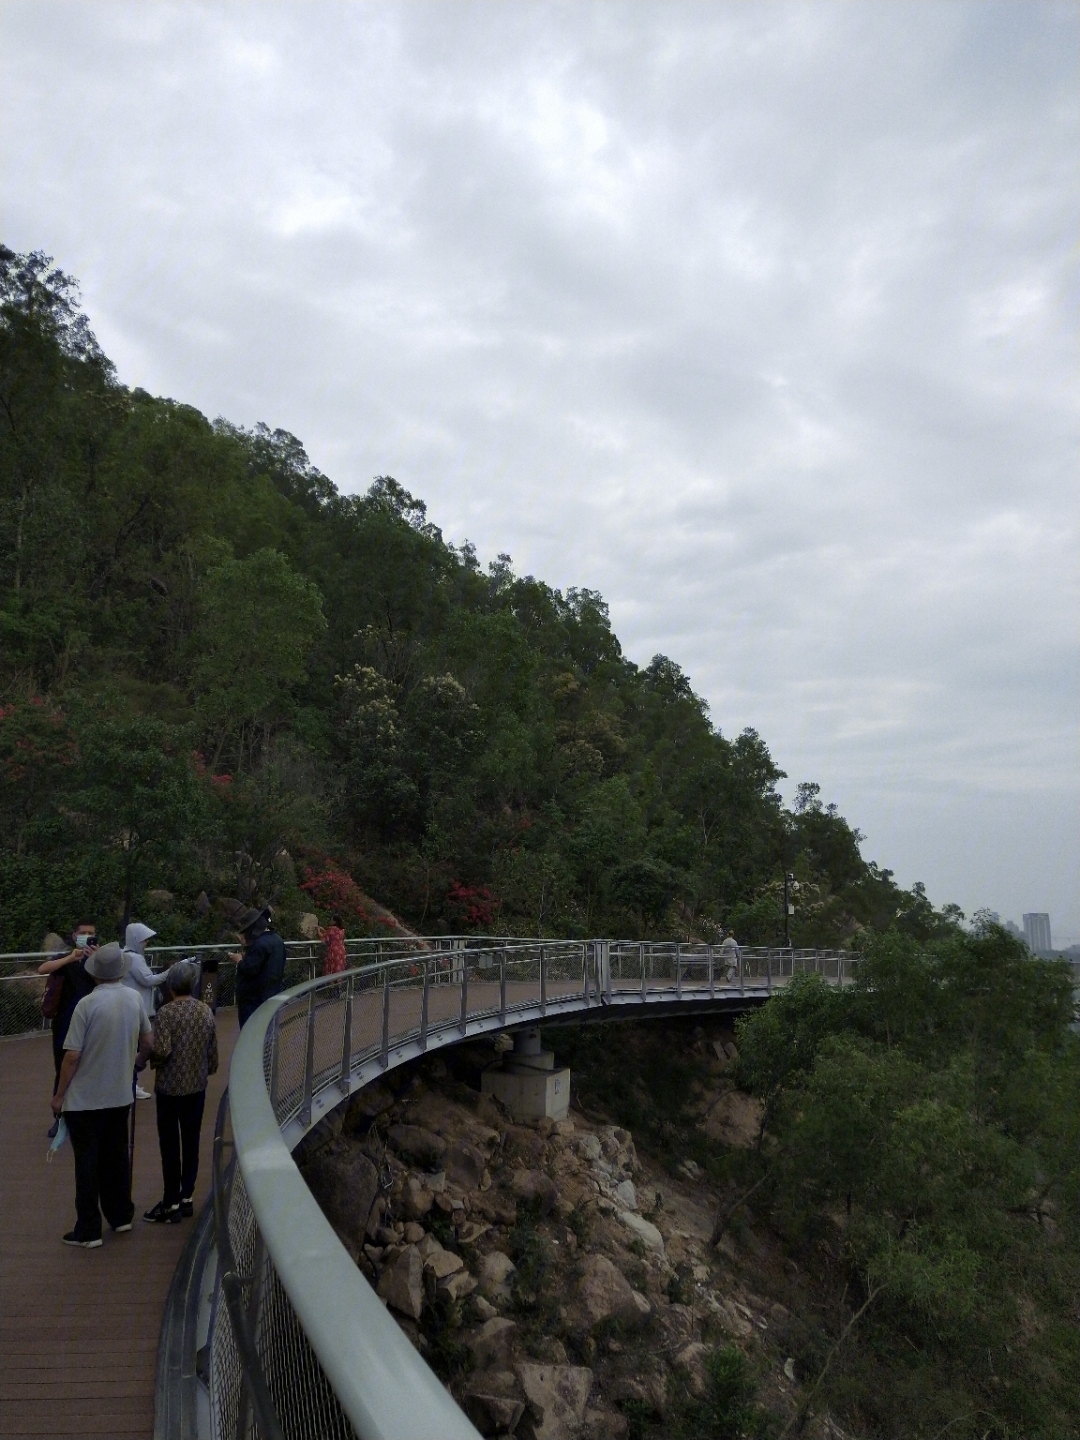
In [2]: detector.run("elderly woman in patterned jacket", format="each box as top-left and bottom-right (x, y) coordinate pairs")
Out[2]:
(143, 960), (218, 1224)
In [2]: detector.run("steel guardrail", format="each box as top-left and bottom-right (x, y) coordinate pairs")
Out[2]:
(206, 940), (859, 1440)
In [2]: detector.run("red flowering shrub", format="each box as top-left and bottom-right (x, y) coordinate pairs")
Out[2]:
(300, 860), (372, 924)
(446, 880), (496, 930)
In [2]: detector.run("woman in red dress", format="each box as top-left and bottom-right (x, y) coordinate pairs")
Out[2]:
(318, 915), (347, 976)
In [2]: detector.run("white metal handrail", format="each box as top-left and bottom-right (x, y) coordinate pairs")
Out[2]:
(210, 940), (858, 1440)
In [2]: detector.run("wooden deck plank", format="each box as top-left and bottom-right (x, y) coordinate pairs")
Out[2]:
(0, 1013), (236, 1440)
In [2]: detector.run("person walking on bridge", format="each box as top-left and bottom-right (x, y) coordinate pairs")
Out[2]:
(719, 930), (742, 980)
(144, 960), (218, 1224)
(229, 907), (286, 1027)
(50, 942), (153, 1248)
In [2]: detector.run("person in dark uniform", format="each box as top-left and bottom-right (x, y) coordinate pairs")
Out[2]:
(229, 907), (287, 1027)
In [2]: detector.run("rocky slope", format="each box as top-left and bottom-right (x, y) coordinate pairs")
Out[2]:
(297, 1021), (854, 1440)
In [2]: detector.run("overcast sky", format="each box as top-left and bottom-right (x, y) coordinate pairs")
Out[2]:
(3, 1), (1077, 941)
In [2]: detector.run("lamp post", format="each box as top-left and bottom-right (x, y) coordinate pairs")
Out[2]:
(783, 871), (796, 947)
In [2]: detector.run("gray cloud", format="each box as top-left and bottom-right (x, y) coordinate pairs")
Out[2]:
(3, 0), (1077, 938)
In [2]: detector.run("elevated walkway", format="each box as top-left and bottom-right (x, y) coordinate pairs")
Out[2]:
(0, 1013), (237, 1440)
(209, 940), (854, 1440)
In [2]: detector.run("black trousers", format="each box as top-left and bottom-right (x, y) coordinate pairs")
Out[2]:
(155, 1090), (206, 1206)
(65, 1106), (133, 1239)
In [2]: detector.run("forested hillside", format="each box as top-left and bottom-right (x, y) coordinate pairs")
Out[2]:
(0, 247), (962, 951)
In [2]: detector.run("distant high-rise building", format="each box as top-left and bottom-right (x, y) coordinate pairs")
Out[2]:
(1023, 913), (1052, 955)
(1005, 920), (1024, 941)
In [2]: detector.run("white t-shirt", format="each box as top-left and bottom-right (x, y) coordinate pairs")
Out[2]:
(62, 983), (152, 1112)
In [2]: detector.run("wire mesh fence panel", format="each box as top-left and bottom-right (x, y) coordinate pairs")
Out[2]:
(254, 1261), (359, 1440)
(271, 1004), (312, 1125)
(310, 984), (349, 1100)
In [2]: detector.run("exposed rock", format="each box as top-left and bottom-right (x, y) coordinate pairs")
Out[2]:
(617, 1210), (665, 1255)
(446, 1139), (488, 1191)
(572, 1255), (652, 1333)
(473, 1294), (498, 1321)
(784, 1356), (797, 1382)
(346, 1081), (395, 1127)
(145, 888), (174, 906)
(300, 1144), (378, 1250)
(673, 1341), (710, 1397)
(583, 1408), (629, 1440)
(577, 1135), (602, 1162)
(376, 1245), (424, 1320)
(439, 1269), (478, 1302)
(402, 1221), (425, 1244)
(387, 1123), (447, 1168)
(714, 1232), (737, 1263)
(463, 1370), (526, 1437)
(511, 1168), (557, 1214)
(456, 1219), (491, 1246)
(701, 1089), (762, 1148)
(608, 1370), (667, 1418)
(465, 1316), (518, 1368)
(401, 1177), (434, 1221)
(516, 1363), (593, 1440)
(613, 1179), (637, 1211)
(479, 1250), (517, 1299)
(422, 1245), (464, 1280)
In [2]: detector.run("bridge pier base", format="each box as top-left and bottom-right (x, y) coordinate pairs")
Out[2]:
(481, 1027), (570, 1121)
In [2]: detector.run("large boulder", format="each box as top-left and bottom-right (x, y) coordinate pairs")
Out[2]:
(673, 1341), (710, 1398)
(478, 1250), (517, 1300)
(446, 1139), (488, 1191)
(463, 1371), (526, 1437)
(516, 1363), (593, 1440)
(386, 1123), (447, 1168)
(571, 1255), (651, 1333)
(617, 1210), (664, 1256)
(345, 1081), (395, 1128)
(510, 1169), (557, 1214)
(300, 1144), (378, 1251)
(465, 1317), (518, 1368)
(377, 1245), (424, 1320)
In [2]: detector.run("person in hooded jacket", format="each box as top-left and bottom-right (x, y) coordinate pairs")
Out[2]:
(122, 921), (169, 1097)
(229, 907), (287, 1027)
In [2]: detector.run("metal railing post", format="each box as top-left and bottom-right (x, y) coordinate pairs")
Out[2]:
(708, 944), (715, 999)
(540, 946), (547, 1016)
(676, 943), (683, 1000)
(380, 967), (391, 1068)
(300, 991), (316, 1128)
(767, 950), (773, 994)
(339, 976), (353, 1096)
(499, 949), (507, 1023)
(459, 955), (469, 1035)
(420, 958), (430, 1050)
(640, 942), (646, 1001)
(582, 943), (590, 1008)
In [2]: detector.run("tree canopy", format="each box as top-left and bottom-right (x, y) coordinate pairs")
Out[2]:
(1, 245), (966, 948)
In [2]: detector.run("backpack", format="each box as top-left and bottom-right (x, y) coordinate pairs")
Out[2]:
(40, 971), (65, 1020)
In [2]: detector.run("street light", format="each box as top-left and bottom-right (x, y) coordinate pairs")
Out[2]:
(783, 872), (797, 947)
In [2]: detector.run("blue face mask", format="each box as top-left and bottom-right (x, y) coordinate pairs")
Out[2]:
(47, 1116), (68, 1160)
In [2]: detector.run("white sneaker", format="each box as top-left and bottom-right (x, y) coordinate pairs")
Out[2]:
(135, 1086), (152, 1100)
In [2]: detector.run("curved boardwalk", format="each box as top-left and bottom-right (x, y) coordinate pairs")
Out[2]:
(0, 1015), (236, 1440)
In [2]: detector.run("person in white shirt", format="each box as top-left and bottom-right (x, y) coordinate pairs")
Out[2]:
(719, 930), (742, 980)
(123, 922), (167, 1096)
(51, 942), (153, 1248)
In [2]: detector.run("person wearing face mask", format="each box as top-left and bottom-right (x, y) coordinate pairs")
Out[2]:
(38, 922), (99, 1091)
